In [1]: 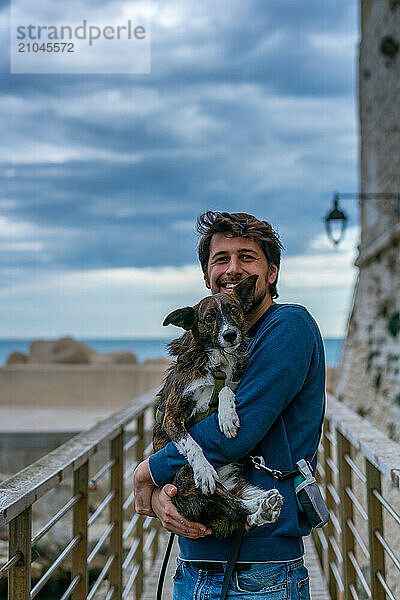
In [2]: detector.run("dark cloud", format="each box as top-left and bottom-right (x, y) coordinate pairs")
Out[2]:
(0, 0), (358, 284)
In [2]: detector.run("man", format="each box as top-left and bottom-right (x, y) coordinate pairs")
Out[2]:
(134, 211), (325, 599)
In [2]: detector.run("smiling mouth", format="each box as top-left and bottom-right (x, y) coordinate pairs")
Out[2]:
(219, 281), (240, 293)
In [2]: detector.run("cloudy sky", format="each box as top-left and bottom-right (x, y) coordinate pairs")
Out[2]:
(0, 0), (360, 339)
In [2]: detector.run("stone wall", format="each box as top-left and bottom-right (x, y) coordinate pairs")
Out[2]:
(0, 363), (167, 408)
(337, 0), (400, 440)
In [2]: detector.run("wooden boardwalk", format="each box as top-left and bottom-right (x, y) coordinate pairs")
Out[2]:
(142, 533), (330, 599)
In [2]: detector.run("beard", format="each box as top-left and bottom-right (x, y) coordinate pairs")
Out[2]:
(251, 282), (271, 310)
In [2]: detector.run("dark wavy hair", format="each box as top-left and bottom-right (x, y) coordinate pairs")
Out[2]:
(196, 211), (283, 299)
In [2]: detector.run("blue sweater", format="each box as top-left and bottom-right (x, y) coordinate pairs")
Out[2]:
(149, 303), (326, 562)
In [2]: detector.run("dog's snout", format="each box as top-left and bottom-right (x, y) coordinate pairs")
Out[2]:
(222, 329), (237, 343)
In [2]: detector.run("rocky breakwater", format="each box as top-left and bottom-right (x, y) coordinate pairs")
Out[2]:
(0, 337), (169, 409)
(6, 336), (138, 366)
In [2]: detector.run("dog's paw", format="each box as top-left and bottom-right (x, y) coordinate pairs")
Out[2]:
(218, 387), (240, 439)
(246, 490), (283, 528)
(260, 489), (283, 522)
(219, 413), (240, 439)
(193, 463), (218, 495)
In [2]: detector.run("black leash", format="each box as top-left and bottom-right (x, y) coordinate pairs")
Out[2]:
(249, 445), (319, 481)
(156, 532), (175, 600)
(156, 524), (245, 600)
(219, 522), (245, 600)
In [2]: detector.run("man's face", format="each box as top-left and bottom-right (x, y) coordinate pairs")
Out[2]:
(204, 233), (278, 310)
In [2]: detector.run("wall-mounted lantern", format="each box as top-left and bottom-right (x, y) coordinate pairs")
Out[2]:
(324, 192), (400, 246)
(324, 193), (348, 246)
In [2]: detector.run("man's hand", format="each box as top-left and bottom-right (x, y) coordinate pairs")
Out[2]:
(133, 459), (212, 538)
(151, 485), (212, 539)
(133, 459), (156, 516)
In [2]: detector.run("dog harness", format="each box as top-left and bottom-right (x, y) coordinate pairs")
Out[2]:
(155, 370), (227, 428)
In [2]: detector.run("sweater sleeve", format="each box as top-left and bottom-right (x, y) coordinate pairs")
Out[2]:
(148, 307), (321, 486)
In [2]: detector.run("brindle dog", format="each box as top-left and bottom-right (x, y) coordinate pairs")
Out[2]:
(153, 275), (283, 538)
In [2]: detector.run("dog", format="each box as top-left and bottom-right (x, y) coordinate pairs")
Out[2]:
(152, 274), (283, 538)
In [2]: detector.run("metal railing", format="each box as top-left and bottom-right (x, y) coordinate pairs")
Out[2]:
(0, 388), (162, 600)
(1, 387), (399, 600)
(313, 394), (400, 600)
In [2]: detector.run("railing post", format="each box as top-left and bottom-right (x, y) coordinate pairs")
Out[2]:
(110, 431), (124, 599)
(135, 414), (145, 599)
(366, 459), (385, 600)
(337, 431), (356, 600)
(72, 460), (89, 600)
(324, 420), (337, 600)
(8, 507), (32, 600)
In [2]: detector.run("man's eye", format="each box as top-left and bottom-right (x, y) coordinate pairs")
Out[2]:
(204, 313), (214, 323)
(241, 255), (255, 261)
(230, 306), (239, 316)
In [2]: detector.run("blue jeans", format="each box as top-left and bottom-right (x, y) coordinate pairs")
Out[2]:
(172, 557), (310, 599)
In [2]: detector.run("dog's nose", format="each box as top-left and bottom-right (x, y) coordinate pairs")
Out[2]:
(222, 330), (237, 343)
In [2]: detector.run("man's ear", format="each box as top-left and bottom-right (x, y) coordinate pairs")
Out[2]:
(232, 275), (258, 313)
(268, 264), (278, 285)
(163, 307), (195, 330)
(204, 271), (211, 290)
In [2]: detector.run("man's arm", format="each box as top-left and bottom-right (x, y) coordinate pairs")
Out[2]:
(148, 308), (324, 486)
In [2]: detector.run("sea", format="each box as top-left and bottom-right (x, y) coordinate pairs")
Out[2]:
(0, 338), (344, 368)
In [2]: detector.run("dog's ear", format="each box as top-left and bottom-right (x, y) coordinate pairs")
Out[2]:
(163, 307), (195, 330)
(232, 275), (258, 313)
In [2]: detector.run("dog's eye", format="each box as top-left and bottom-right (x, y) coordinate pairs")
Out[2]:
(230, 306), (240, 316)
(204, 313), (214, 323)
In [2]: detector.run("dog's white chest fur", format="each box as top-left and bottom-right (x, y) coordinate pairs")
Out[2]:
(184, 377), (214, 415)
(182, 350), (237, 418)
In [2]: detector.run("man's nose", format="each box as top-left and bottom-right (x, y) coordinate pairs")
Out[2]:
(226, 256), (242, 275)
